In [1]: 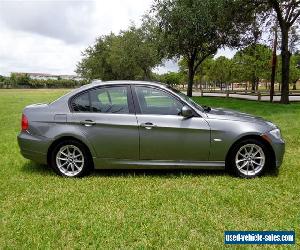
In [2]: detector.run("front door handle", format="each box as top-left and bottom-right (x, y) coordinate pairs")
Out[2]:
(80, 120), (96, 127)
(140, 122), (157, 130)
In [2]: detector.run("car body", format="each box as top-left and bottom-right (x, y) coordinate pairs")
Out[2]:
(18, 81), (285, 177)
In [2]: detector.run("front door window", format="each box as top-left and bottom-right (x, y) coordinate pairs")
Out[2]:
(135, 86), (183, 115)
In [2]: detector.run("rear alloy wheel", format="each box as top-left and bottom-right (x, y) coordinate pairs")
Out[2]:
(228, 139), (270, 178)
(51, 140), (91, 177)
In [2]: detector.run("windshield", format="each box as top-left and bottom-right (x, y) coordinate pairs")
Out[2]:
(166, 86), (204, 111)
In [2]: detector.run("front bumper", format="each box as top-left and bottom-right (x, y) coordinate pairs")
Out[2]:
(17, 131), (52, 165)
(270, 138), (285, 168)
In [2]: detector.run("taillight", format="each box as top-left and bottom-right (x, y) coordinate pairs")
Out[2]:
(21, 114), (29, 131)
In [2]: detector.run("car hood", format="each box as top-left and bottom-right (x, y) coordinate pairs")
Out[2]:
(206, 108), (276, 127)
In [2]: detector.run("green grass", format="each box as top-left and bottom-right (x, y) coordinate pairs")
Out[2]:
(0, 89), (299, 249)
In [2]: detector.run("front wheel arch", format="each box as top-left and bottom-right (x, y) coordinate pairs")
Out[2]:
(225, 135), (276, 171)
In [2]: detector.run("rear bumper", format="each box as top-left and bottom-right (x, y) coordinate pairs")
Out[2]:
(17, 132), (52, 164)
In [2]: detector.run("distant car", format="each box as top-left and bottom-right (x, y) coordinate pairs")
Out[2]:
(18, 81), (285, 178)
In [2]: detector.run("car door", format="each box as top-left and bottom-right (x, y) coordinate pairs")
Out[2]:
(132, 85), (211, 162)
(69, 85), (139, 160)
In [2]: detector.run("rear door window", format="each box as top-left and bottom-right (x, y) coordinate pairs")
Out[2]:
(89, 86), (129, 114)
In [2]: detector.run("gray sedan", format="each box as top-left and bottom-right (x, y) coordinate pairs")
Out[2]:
(18, 81), (285, 178)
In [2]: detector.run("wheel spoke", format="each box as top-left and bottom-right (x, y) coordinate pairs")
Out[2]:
(60, 161), (68, 168)
(252, 161), (261, 166)
(67, 147), (71, 156)
(238, 161), (248, 170)
(248, 146), (254, 155)
(246, 162), (249, 175)
(73, 162), (80, 169)
(250, 162), (255, 171)
(236, 159), (246, 164)
(58, 157), (68, 161)
(254, 156), (263, 160)
(66, 163), (71, 171)
(60, 151), (68, 157)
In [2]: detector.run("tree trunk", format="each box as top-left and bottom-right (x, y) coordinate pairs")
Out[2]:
(292, 82), (296, 90)
(255, 78), (259, 92)
(251, 76), (256, 93)
(187, 60), (195, 97)
(143, 68), (150, 80)
(270, 31), (277, 102)
(280, 27), (291, 104)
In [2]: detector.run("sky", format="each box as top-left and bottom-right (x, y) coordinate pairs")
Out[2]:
(0, 0), (235, 76)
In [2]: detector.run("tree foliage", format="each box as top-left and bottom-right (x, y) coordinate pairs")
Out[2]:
(232, 44), (272, 88)
(148, 0), (255, 96)
(158, 71), (184, 85)
(76, 26), (161, 81)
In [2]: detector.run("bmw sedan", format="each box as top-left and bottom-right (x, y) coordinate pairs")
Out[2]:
(17, 81), (285, 178)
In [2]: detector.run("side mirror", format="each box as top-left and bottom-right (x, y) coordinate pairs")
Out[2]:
(181, 105), (193, 118)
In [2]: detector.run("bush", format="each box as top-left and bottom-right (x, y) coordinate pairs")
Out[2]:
(0, 75), (89, 89)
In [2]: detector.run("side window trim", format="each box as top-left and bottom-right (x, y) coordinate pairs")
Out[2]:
(69, 84), (135, 114)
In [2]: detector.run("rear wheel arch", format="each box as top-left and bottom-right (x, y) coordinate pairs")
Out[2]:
(225, 134), (276, 169)
(47, 136), (94, 168)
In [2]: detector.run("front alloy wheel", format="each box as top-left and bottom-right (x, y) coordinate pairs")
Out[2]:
(235, 144), (265, 177)
(228, 139), (270, 178)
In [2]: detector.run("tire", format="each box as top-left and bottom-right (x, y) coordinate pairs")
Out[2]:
(50, 139), (92, 177)
(227, 139), (270, 178)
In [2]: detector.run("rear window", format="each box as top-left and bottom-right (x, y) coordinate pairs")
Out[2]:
(71, 92), (90, 112)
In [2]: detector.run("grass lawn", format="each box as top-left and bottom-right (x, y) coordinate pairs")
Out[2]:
(0, 89), (299, 249)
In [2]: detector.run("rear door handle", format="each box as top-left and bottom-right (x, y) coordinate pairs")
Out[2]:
(140, 122), (157, 129)
(80, 120), (96, 127)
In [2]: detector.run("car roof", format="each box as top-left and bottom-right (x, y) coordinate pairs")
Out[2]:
(80, 80), (167, 90)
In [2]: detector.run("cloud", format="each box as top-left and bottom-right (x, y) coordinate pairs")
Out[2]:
(0, 0), (97, 44)
(0, 24), (85, 75)
(0, 0), (234, 77)
(0, 0), (153, 75)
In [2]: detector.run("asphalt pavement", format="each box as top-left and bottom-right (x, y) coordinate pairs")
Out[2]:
(191, 92), (300, 102)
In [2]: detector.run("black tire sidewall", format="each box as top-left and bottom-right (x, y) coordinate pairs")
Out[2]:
(228, 139), (270, 178)
(50, 140), (92, 177)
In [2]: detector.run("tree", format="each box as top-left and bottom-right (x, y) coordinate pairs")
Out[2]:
(276, 52), (300, 89)
(209, 56), (233, 90)
(76, 26), (161, 81)
(290, 53), (300, 89)
(231, 44), (272, 90)
(149, 0), (253, 96)
(267, 0), (300, 103)
(108, 26), (161, 80)
(10, 73), (30, 86)
(76, 33), (116, 80)
(159, 72), (183, 85)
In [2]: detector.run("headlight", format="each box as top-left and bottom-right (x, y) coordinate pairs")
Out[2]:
(269, 128), (282, 140)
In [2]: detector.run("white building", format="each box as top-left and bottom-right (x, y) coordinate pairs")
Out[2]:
(12, 72), (83, 81)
